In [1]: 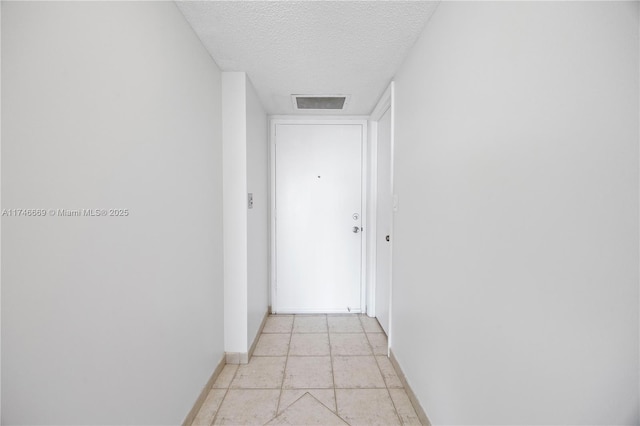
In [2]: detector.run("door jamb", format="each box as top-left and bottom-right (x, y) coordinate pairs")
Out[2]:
(269, 117), (369, 314)
(368, 82), (395, 350)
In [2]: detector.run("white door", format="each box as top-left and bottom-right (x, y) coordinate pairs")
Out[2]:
(375, 108), (392, 335)
(274, 123), (363, 313)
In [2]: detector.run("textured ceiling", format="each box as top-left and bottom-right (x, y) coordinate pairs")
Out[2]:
(176, 1), (438, 115)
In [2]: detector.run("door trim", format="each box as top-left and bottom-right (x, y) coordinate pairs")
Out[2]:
(368, 82), (395, 351)
(269, 117), (369, 314)
(367, 88), (393, 318)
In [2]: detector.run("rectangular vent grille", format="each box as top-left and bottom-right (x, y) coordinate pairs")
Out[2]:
(292, 95), (350, 111)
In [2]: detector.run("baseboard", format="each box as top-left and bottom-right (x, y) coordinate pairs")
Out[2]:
(182, 354), (226, 426)
(248, 309), (270, 360)
(225, 309), (270, 365)
(225, 352), (248, 364)
(389, 349), (432, 426)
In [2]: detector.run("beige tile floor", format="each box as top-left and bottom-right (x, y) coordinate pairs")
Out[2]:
(192, 314), (422, 426)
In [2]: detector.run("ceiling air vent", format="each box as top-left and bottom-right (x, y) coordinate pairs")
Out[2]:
(292, 95), (350, 111)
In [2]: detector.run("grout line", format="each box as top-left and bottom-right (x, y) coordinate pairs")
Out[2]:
(360, 315), (404, 425)
(294, 391), (341, 419)
(275, 317), (294, 415)
(326, 314), (339, 416)
(376, 355), (405, 425)
(208, 364), (240, 426)
(252, 354), (303, 357)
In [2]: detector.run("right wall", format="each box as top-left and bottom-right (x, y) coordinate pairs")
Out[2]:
(392, 2), (639, 424)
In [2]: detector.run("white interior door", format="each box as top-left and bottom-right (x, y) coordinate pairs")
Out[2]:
(375, 108), (392, 335)
(274, 123), (363, 313)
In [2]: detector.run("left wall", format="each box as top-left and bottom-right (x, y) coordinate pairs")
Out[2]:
(2, 2), (224, 424)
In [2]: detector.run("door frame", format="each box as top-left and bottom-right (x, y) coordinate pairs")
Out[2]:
(367, 82), (395, 350)
(269, 117), (369, 314)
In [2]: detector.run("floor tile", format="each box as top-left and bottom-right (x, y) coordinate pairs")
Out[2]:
(283, 356), (333, 389)
(253, 333), (290, 356)
(359, 315), (384, 333)
(289, 333), (330, 356)
(278, 389), (337, 414)
(389, 388), (422, 425)
(212, 364), (238, 389)
(207, 321), (410, 425)
(230, 356), (286, 389)
(328, 316), (363, 333)
(336, 389), (401, 426)
(367, 332), (388, 355)
(192, 389), (226, 426)
(212, 389), (280, 425)
(333, 356), (385, 388)
(293, 315), (328, 333)
(330, 333), (372, 356)
(266, 393), (348, 425)
(375, 356), (403, 388)
(263, 315), (294, 333)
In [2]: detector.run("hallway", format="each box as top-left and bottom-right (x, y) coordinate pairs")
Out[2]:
(192, 315), (421, 425)
(3, 2), (638, 424)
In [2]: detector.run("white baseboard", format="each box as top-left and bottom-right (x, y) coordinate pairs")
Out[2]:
(225, 352), (249, 364)
(225, 309), (270, 365)
(389, 349), (432, 426)
(248, 309), (269, 359)
(181, 354), (226, 426)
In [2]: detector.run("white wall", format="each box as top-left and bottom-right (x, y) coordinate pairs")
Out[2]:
(222, 72), (269, 356)
(1, 3), (4, 421)
(246, 78), (269, 347)
(1, 2), (225, 424)
(222, 72), (249, 355)
(391, 2), (639, 424)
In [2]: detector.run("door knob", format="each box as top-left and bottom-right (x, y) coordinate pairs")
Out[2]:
(386, 235), (390, 242)
(353, 226), (360, 233)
